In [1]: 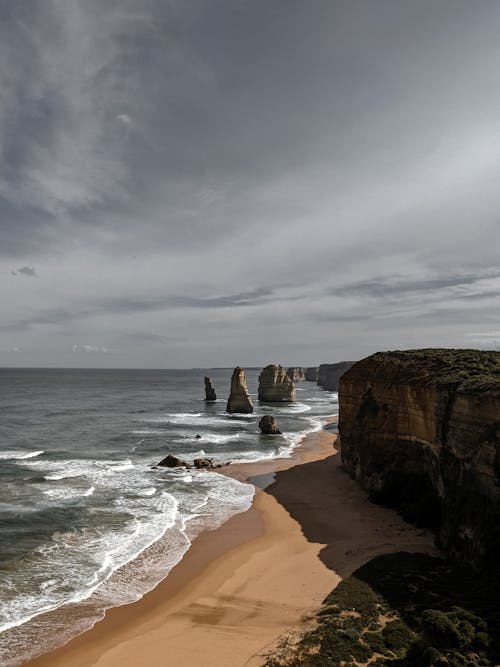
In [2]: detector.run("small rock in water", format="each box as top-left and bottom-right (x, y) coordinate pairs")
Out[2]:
(195, 434), (202, 439)
(259, 415), (281, 434)
(156, 454), (189, 468)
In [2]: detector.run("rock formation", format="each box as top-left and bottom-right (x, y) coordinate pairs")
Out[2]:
(338, 349), (500, 569)
(194, 458), (213, 469)
(226, 367), (253, 413)
(317, 361), (356, 391)
(286, 367), (306, 382)
(305, 366), (318, 382)
(258, 364), (296, 402)
(204, 376), (217, 401)
(258, 415), (281, 434)
(156, 454), (189, 468)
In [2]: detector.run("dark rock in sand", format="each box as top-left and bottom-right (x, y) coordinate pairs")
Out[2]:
(258, 364), (295, 402)
(226, 367), (253, 413)
(339, 348), (500, 569)
(204, 376), (217, 401)
(157, 454), (189, 468)
(259, 415), (281, 435)
(194, 457), (213, 469)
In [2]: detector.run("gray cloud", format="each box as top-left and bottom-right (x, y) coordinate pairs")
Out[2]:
(330, 271), (500, 299)
(11, 266), (38, 277)
(0, 287), (276, 333)
(1, 1), (500, 366)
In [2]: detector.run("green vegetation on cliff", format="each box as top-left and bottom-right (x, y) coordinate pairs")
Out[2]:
(365, 349), (500, 393)
(266, 553), (500, 667)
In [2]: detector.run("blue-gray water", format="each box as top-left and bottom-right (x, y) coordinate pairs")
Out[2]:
(0, 368), (337, 665)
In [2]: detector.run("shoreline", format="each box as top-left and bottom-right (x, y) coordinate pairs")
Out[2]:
(25, 419), (435, 666)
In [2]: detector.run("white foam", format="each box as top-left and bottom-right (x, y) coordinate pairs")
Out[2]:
(0, 450), (44, 460)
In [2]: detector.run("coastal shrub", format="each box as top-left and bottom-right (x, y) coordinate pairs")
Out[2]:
(265, 552), (500, 667)
(382, 619), (417, 654)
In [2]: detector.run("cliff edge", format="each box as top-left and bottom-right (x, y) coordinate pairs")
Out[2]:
(339, 348), (500, 569)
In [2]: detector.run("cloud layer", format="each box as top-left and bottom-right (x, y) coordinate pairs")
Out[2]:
(1, 1), (499, 367)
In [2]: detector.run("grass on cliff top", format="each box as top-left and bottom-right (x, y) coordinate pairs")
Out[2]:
(265, 552), (500, 667)
(368, 348), (500, 392)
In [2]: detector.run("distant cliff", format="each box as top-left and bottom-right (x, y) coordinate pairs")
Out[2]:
(317, 361), (356, 391)
(339, 349), (500, 569)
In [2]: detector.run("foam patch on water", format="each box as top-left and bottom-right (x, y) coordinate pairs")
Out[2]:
(0, 450), (44, 460)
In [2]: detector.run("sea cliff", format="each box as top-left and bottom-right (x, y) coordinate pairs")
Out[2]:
(339, 349), (500, 569)
(317, 361), (356, 391)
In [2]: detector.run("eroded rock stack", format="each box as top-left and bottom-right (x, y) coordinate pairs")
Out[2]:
(204, 376), (217, 401)
(286, 367), (306, 382)
(258, 364), (295, 402)
(305, 367), (318, 382)
(226, 367), (253, 413)
(258, 415), (281, 434)
(339, 349), (500, 569)
(317, 361), (356, 391)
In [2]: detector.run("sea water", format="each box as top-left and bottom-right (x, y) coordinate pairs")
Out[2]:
(0, 367), (337, 665)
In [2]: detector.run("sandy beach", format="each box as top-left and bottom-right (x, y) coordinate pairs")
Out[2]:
(26, 424), (435, 667)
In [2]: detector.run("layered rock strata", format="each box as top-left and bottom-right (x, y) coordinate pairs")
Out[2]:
(305, 366), (318, 382)
(339, 349), (500, 569)
(204, 376), (217, 401)
(258, 364), (296, 402)
(258, 415), (281, 434)
(317, 361), (356, 391)
(286, 367), (306, 382)
(226, 367), (253, 413)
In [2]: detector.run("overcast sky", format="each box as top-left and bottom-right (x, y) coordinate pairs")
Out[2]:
(1, 0), (500, 368)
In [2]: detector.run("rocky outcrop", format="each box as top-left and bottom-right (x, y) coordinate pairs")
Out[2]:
(286, 367), (306, 382)
(305, 366), (318, 382)
(318, 361), (356, 391)
(259, 415), (281, 434)
(339, 349), (500, 569)
(156, 454), (189, 468)
(258, 364), (296, 402)
(204, 376), (217, 401)
(226, 367), (253, 413)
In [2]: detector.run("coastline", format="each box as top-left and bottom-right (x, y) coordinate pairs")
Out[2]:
(25, 420), (435, 667)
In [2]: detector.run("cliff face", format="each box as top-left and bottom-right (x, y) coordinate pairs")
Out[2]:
(339, 349), (500, 569)
(258, 364), (296, 402)
(317, 361), (356, 391)
(305, 367), (318, 382)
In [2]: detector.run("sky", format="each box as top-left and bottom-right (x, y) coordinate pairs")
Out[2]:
(1, 0), (500, 368)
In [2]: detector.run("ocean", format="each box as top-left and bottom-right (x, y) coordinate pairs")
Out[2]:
(0, 367), (337, 666)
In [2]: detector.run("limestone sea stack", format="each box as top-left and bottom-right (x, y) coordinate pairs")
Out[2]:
(204, 376), (217, 401)
(305, 366), (318, 382)
(226, 367), (253, 413)
(258, 415), (281, 434)
(258, 364), (296, 402)
(286, 367), (306, 382)
(339, 349), (500, 569)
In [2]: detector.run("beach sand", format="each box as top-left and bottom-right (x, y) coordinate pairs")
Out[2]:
(26, 424), (435, 667)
